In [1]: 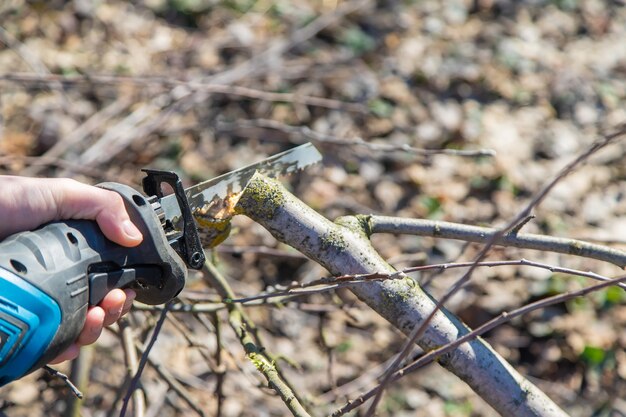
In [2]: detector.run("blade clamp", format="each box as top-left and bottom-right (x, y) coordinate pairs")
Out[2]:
(141, 169), (206, 269)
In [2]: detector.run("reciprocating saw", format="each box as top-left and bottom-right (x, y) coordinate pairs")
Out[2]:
(0, 143), (321, 386)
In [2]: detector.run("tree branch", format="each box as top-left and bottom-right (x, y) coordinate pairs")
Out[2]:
(367, 216), (626, 268)
(235, 173), (569, 417)
(220, 118), (496, 158)
(0, 73), (365, 113)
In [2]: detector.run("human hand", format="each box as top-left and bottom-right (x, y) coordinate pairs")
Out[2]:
(0, 176), (144, 363)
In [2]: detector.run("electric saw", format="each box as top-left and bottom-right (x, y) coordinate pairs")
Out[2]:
(0, 143), (321, 385)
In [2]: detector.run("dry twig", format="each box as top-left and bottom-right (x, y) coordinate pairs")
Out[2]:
(119, 303), (171, 417)
(224, 118), (496, 158)
(119, 319), (146, 417)
(225, 258), (624, 304)
(43, 366), (83, 399)
(0, 73), (365, 113)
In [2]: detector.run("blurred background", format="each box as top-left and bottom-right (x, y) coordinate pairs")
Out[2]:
(1, 0), (626, 416)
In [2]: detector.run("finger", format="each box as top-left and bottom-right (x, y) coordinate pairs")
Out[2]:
(49, 343), (80, 365)
(99, 289), (127, 327)
(77, 306), (105, 346)
(121, 289), (136, 316)
(49, 179), (144, 247)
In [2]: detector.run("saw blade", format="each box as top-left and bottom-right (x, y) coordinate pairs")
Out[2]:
(159, 143), (322, 224)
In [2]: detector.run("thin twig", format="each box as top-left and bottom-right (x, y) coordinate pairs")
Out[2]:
(333, 272), (626, 416)
(228, 275), (406, 303)
(133, 302), (223, 313)
(0, 73), (366, 113)
(44, 366), (83, 399)
(365, 126), (626, 415)
(133, 299), (345, 313)
(65, 346), (94, 417)
(134, 340), (208, 417)
(120, 319), (146, 417)
(119, 303), (172, 417)
(402, 258), (624, 288)
(211, 312), (226, 417)
(216, 244), (308, 260)
(221, 118), (496, 158)
(139, 256), (621, 312)
(510, 215), (536, 234)
(226, 258), (623, 303)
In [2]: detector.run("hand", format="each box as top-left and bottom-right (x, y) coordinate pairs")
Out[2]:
(0, 176), (144, 364)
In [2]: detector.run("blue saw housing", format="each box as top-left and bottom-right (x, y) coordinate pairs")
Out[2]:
(0, 266), (61, 386)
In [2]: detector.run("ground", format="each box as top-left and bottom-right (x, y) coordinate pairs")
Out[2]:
(1, 0), (626, 416)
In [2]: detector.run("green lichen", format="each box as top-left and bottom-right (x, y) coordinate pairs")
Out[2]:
(249, 351), (276, 374)
(320, 229), (348, 252)
(404, 275), (417, 288)
(569, 240), (584, 255)
(237, 175), (286, 220)
(335, 215), (371, 239)
(355, 214), (374, 237)
(380, 280), (416, 310)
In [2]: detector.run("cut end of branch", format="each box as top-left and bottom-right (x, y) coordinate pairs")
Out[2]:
(194, 191), (243, 248)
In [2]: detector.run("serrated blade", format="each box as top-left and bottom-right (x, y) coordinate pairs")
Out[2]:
(159, 143), (322, 223)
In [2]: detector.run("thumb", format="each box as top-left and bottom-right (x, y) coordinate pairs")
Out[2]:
(51, 179), (144, 247)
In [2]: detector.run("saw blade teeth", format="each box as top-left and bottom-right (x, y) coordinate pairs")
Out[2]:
(158, 142), (322, 227)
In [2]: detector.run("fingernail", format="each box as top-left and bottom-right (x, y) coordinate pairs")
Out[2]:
(122, 220), (143, 241)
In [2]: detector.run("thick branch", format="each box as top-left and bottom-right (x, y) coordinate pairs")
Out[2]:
(236, 173), (568, 417)
(368, 216), (626, 268)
